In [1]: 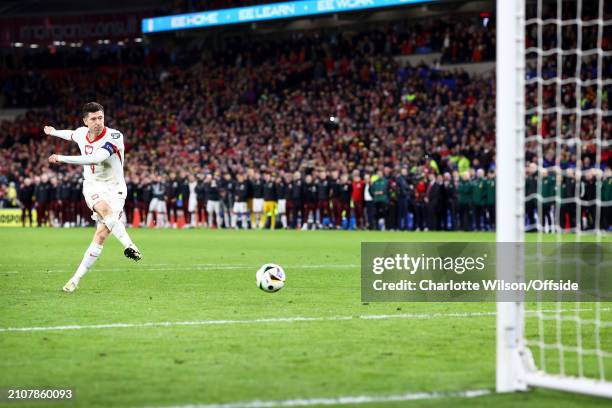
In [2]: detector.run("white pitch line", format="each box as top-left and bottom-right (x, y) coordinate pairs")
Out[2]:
(145, 388), (492, 408)
(2, 264), (360, 274)
(0, 308), (608, 333)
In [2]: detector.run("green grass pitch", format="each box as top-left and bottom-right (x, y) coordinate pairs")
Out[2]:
(0, 228), (610, 407)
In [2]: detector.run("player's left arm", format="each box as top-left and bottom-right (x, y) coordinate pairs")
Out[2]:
(49, 142), (118, 165)
(44, 126), (74, 141)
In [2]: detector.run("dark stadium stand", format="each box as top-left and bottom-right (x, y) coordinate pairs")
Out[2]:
(0, 4), (610, 231)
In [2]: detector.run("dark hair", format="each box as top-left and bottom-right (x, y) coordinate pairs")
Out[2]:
(82, 102), (104, 118)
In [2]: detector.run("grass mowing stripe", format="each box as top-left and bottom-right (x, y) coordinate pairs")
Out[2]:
(145, 389), (493, 408)
(1, 308), (607, 333)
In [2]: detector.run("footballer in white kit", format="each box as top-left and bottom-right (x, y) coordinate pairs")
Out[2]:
(46, 102), (142, 293)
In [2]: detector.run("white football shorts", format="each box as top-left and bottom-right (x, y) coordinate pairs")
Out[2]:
(252, 198), (264, 213)
(149, 197), (167, 213)
(206, 200), (220, 214)
(83, 181), (126, 221)
(233, 201), (248, 214)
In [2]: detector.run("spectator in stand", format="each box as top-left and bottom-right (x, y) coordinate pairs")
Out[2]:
(2, 10), (609, 232)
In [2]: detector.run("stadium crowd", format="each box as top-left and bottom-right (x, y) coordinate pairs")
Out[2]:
(0, 13), (610, 232)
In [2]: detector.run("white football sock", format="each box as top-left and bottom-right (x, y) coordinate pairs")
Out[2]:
(72, 242), (103, 282)
(216, 213), (222, 229)
(146, 212), (154, 227)
(103, 216), (133, 249)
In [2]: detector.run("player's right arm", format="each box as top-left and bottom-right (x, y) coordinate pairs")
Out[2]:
(43, 126), (74, 141)
(49, 142), (116, 165)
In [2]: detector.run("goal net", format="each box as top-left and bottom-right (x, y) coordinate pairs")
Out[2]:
(496, 0), (611, 398)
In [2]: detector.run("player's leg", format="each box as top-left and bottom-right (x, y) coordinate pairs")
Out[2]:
(278, 199), (287, 229)
(214, 201), (222, 229)
(262, 201), (271, 228)
(146, 198), (156, 226)
(62, 222), (109, 292)
(158, 200), (168, 228)
(183, 201), (191, 227)
(270, 201), (277, 229)
(231, 202), (240, 229)
(93, 200), (142, 261)
(188, 198), (197, 228)
(224, 202), (231, 228)
(206, 200), (214, 228)
(238, 202), (248, 229)
(254, 199), (263, 229)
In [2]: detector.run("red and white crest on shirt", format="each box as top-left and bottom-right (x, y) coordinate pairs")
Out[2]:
(91, 194), (99, 200)
(85, 145), (93, 154)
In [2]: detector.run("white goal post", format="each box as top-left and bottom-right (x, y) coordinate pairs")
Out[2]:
(496, 0), (611, 398)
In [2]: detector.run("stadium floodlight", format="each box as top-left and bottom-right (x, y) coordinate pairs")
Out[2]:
(496, 0), (611, 398)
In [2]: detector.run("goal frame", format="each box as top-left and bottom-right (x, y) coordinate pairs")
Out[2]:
(495, 0), (612, 398)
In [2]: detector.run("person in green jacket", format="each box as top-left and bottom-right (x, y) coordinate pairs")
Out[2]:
(540, 168), (556, 233)
(457, 154), (471, 176)
(371, 169), (389, 230)
(484, 169), (496, 231)
(559, 168), (577, 230)
(457, 171), (473, 231)
(472, 169), (487, 231)
(525, 162), (538, 230)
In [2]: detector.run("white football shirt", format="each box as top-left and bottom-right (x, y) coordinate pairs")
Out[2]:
(69, 126), (126, 190)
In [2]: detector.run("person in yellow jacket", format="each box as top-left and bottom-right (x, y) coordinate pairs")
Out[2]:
(262, 172), (278, 229)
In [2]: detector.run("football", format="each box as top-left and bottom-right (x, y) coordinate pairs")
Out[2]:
(256, 263), (286, 292)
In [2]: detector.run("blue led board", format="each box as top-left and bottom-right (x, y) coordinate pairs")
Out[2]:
(142, 0), (436, 33)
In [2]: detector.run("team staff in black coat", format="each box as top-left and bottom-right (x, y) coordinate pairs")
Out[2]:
(331, 172), (352, 228)
(316, 170), (331, 227)
(289, 171), (304, 228)
(220, 172), (235, 228)
(141, 176), (153, 227)
(195, 174), (207, 227)
(395, 168), (411, 231)
(166, 172), (180, 227)
(178, 171), (191, 225)
(303, 174), (318, 229)
(426, 173), (444, 231)
(18, 177), (35, 227)
(34, 174), (51, 227)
